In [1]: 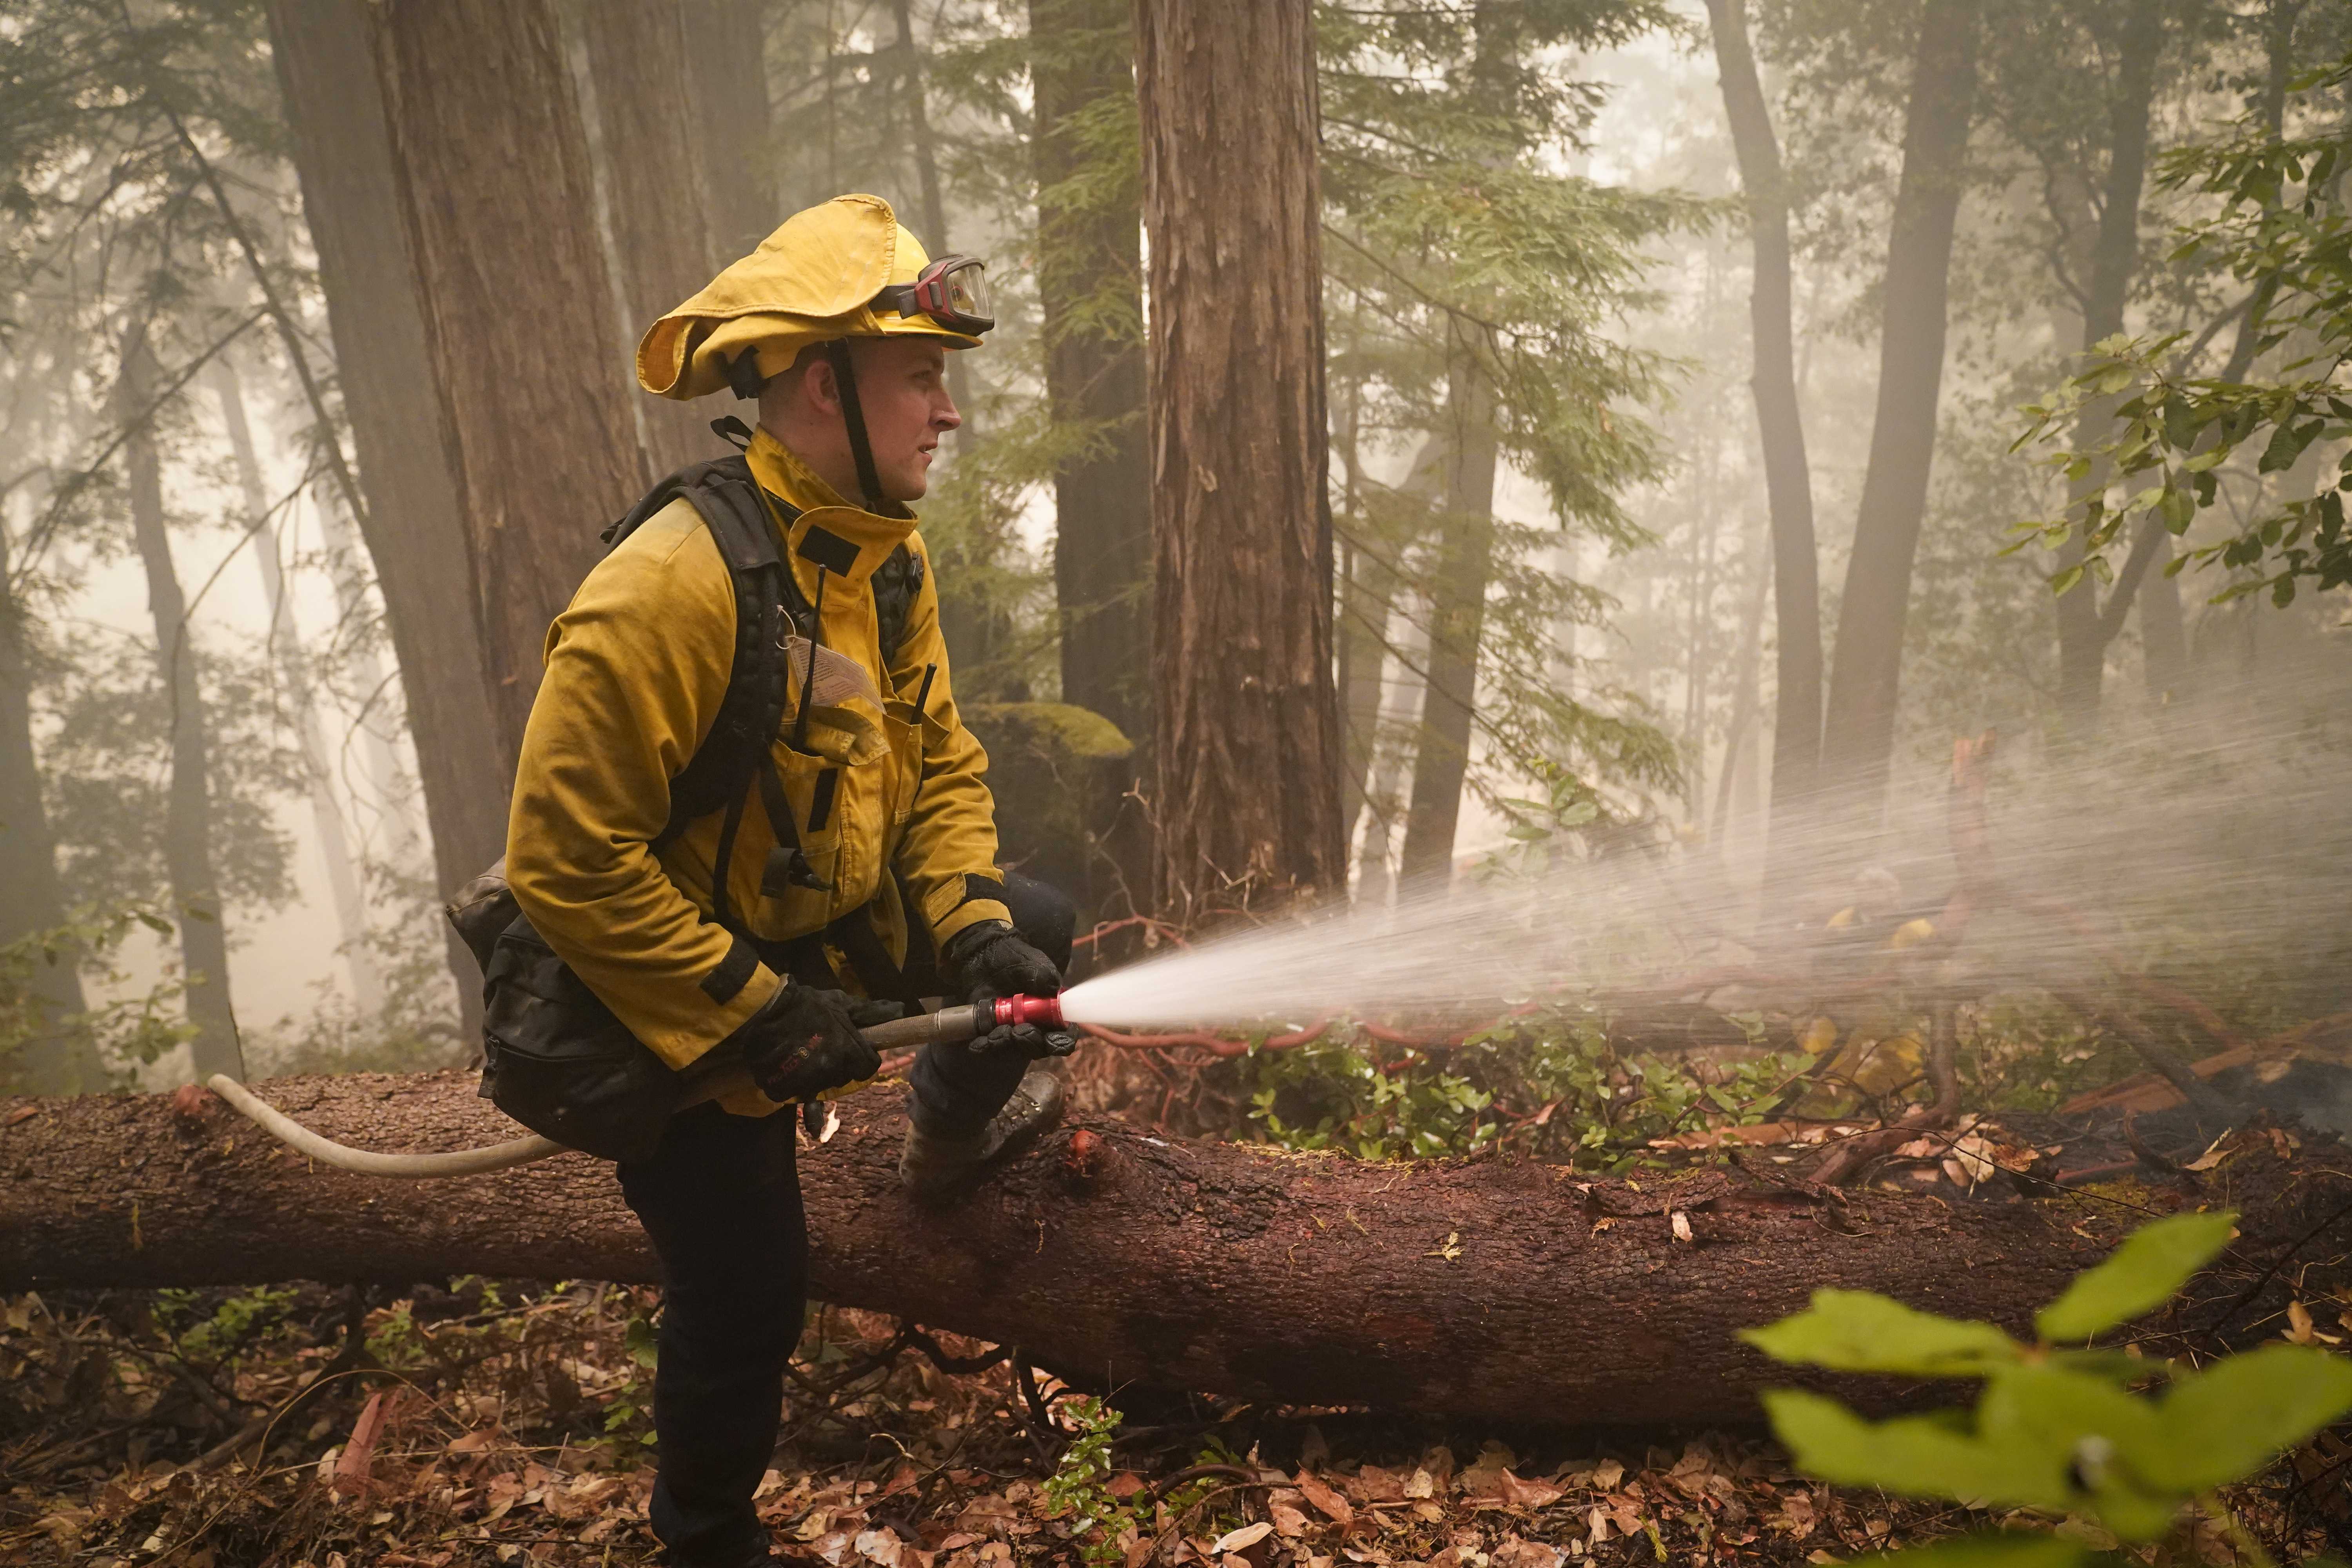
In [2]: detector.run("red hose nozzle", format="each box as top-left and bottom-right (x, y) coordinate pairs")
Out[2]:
(992, 994), (1065, 1031)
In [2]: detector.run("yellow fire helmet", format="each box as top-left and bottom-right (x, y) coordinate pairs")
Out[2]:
(637, 194), (990, 403)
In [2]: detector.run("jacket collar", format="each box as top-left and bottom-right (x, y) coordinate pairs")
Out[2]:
(745, 426), (915, 591)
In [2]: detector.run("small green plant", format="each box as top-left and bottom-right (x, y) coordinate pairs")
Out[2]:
(1744, 1211), (2352, 1565)
(1042, 1395), (1132, 1568)
(156, 1283), (300, 1367)
(598, 1306), (661, 1449)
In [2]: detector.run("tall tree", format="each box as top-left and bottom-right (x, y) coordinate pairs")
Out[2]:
(119, 321), (243, 1082)
(211, 359), (381, 1020)
(677, 0), (774, 260)
(573, 0), (724, 477)
(1132, 0), (1345, 920)
(264, 0), (510, 913)
(1396, 327), (1501, 882)
(0, 513), (95, 1093)
(2046, 0), (2170, 731)
(368, 0), (644, 759)
(1815, 0), (1984, 829)
(1032, 0), (1151, 741)
(1704, 0), (1823, 886)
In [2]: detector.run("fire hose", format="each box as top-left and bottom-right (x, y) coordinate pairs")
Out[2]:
(203, 995), (1066, 1179)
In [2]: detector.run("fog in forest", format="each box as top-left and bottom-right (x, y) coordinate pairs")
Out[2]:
(3, 0), (2347, 1093)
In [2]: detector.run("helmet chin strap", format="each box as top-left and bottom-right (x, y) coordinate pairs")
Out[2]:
(824, 339), (886, 510)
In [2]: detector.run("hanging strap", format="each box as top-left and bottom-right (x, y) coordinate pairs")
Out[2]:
(824, 339), (886, 509)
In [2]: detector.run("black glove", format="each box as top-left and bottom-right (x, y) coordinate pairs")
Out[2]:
(732, 982), (902, 1102)
(944, 921), (1074, 1061)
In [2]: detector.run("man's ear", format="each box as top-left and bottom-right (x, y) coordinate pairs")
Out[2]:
(799, 354), (840, 417)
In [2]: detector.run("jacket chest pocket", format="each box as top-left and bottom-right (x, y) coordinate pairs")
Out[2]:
(757, 715), (892, 927)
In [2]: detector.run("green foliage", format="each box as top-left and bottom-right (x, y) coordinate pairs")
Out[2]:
(1237, 1005), (1814, 1169)
(2013, 46), (2352, 605)
(156, 1282), (300, 1368)
(0, 907), (200, 1091)
(1042, 1395), (1131, 1568)
(1748, 1212), (2352, 1558)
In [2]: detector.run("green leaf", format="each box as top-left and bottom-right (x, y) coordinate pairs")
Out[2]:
(2049, 564), (2087, 597)
(1759, 1389), (2064, 1505)
(2142, 1344), (2352, 1490)
(2259, 417), (2321, 474)
(2034, 1211), (2238, 1343)
(1977, 1365), (2177, 1541)
(2160, 485), (2195, 532)
(1742, 1289), (2022, 1377)
(1857, 1534), (2093, 1568)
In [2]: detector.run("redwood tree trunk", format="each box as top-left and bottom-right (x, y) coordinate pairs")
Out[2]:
(119, 324), (243, 1082)
(1815, 0), (1982, 832)
(1704, 0), (1822, 893)
(7, 1073), (2343, 1427)
(369, 0), (644, 760)
(1397, 342), (1500, 886)
(1134, 0), (1345, 921)
(1034, 0), (1152, 744)
(678, 0), (774, 261)
(266, 0), (512, 940)
(575, 0), (723, 478)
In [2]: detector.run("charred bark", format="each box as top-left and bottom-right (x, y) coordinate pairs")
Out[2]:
(369, 0), (643, 760)
(1134, 0), (1345, 921)
(265, 0), (511, 940)
(5, 1073), (2346, 1427)
(1816, 0), (1982, 829)
(1703, 0), (1822, 894)
(1034, 0), (1151, 744)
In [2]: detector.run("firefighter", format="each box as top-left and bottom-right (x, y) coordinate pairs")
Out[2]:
(505, 194), (1074, 1568)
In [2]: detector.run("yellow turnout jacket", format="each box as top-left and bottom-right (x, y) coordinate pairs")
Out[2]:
(506, 429), (1009, 1111)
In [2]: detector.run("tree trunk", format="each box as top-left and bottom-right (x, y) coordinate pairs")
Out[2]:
(1398, 342), (1500, 887)
(678, 0), (774, 261)
(1703, 0), (1822, 897)
(211, 359), (383, 1021)
(118, 324), (243, 1083)
(573, 0), (723, 479)
(1711, 514), (1771, 851)
(369, 0), (644, 761)
(1815, 0), (1982, 831)
(0, 514), (96, 1094)
(1134, 0), (1345, 921)
(2052, 0), (2166, 734)
(1034, 0), (1152, 744)
(265, 0), (512, 960)
(7, 1073), (2344, 1426)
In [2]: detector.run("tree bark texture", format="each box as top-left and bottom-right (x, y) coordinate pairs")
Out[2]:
(1398, 345), (1500, 887)
(266, 0), (512, 928)
(15, 1076), (2350, 1426)
(575, 0), (726, 479)
(0, 1069), (2249, 1428)
(1816, 0), (1982, 827)
(677, 0), (775, 262)
(1034, 0), (1152, 745)
(0, 521), (95, 1093)
(118, 325), (243, 1082)
(1134, 0), (1345, 922)
(2052, 0), (2166, 732)
(369, 0), (644, 761)
(1704, 0), (1822, 890)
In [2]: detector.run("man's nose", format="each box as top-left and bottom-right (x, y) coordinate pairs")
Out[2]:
(934, 396), (962, 432)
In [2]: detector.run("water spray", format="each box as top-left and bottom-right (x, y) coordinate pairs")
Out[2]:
(206, 994), (1068, 1179)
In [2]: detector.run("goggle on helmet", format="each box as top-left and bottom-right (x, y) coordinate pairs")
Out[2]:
(871, 254), (994, 337)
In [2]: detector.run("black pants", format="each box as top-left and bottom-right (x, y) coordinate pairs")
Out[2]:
(616, 872), (1073, 1565)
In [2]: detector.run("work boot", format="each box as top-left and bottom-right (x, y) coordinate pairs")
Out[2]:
(898, 1067), (1066, 1201)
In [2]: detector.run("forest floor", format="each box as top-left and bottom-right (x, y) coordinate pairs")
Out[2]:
(4, 1241), (2348, 1568)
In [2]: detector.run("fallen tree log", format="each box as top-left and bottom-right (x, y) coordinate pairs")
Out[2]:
(3, 1073), (2344, 1428)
